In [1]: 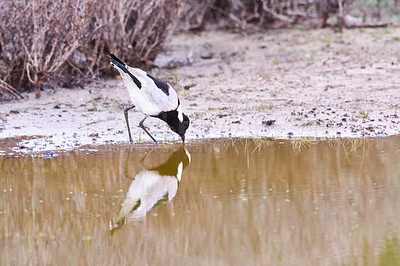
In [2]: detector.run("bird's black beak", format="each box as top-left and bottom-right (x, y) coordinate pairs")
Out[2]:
(181, 134), (185, 143)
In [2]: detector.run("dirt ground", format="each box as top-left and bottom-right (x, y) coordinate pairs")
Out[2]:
(0, 28), (399, 154)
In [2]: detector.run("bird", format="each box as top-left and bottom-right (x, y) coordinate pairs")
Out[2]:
(110, 147), (191, 230)
(108, 53), (190, 144)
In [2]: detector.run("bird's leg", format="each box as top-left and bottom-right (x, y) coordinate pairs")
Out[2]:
(139, 115), (158, 144)
(124, 105), (135, 144)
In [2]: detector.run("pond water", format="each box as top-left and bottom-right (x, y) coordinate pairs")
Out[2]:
(1, 137), (400, 265)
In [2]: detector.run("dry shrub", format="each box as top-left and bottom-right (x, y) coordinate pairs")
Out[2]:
(177, 0), (215, 31)
(0, 0), (98, 99)
(0, 0), (180, 100)
(75, 0), (180, 82)
(179, 0), (400, 31)
(178, 0), (315, 31)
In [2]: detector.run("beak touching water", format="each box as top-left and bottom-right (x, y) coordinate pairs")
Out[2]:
(181, 134), (185, 143)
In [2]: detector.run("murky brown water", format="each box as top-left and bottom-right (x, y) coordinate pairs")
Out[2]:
(1, 137), (400, 265)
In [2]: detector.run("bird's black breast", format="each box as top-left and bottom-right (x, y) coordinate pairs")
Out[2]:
(146, 74), (169, 95)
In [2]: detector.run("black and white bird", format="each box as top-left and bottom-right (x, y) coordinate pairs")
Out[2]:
(110, 147), (191, 229)
(108, 53), (190, 144)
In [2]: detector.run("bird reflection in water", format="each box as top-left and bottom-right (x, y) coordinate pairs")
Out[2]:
(110, 147), (191, 231)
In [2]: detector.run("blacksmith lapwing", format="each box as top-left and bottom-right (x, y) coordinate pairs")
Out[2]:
(108, 53), (190, 144)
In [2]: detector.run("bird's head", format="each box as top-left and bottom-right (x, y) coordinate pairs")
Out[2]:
(162, 112), (189, 143)
(177, 113), (190, 142)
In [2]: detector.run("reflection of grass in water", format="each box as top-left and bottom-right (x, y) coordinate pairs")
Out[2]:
(221, 138), (275, 168)
(290, 137), (312, 151)
(221, 137), (317, 153)
(251, 138), (264, 153)
(231, 138), (240, 155)
(327, 138), (369, 164)
(344, 138), (368, 163)
(327, 138), (368, 152)
(222, 137), (272, 156)
(345, 139), (367, 153)
(289, 137), (369, 157)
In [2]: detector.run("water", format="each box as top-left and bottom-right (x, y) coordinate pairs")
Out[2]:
(1, 137), (400, 265)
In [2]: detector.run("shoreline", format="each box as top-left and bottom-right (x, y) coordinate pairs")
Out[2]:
(0, 130), (397, 157)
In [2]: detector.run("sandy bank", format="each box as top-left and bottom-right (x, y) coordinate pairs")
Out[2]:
(0, 28), (399, 154)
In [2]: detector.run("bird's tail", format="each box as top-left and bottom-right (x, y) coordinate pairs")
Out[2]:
(108, 53), (128, 72)
(108, 53), (142, 88)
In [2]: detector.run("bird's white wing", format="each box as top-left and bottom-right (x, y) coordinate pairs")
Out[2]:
(126, 67), (179, 112)
(141, 74), (179, 112)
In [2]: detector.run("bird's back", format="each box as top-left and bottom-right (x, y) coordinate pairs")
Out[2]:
(122, 67), (179, 116)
